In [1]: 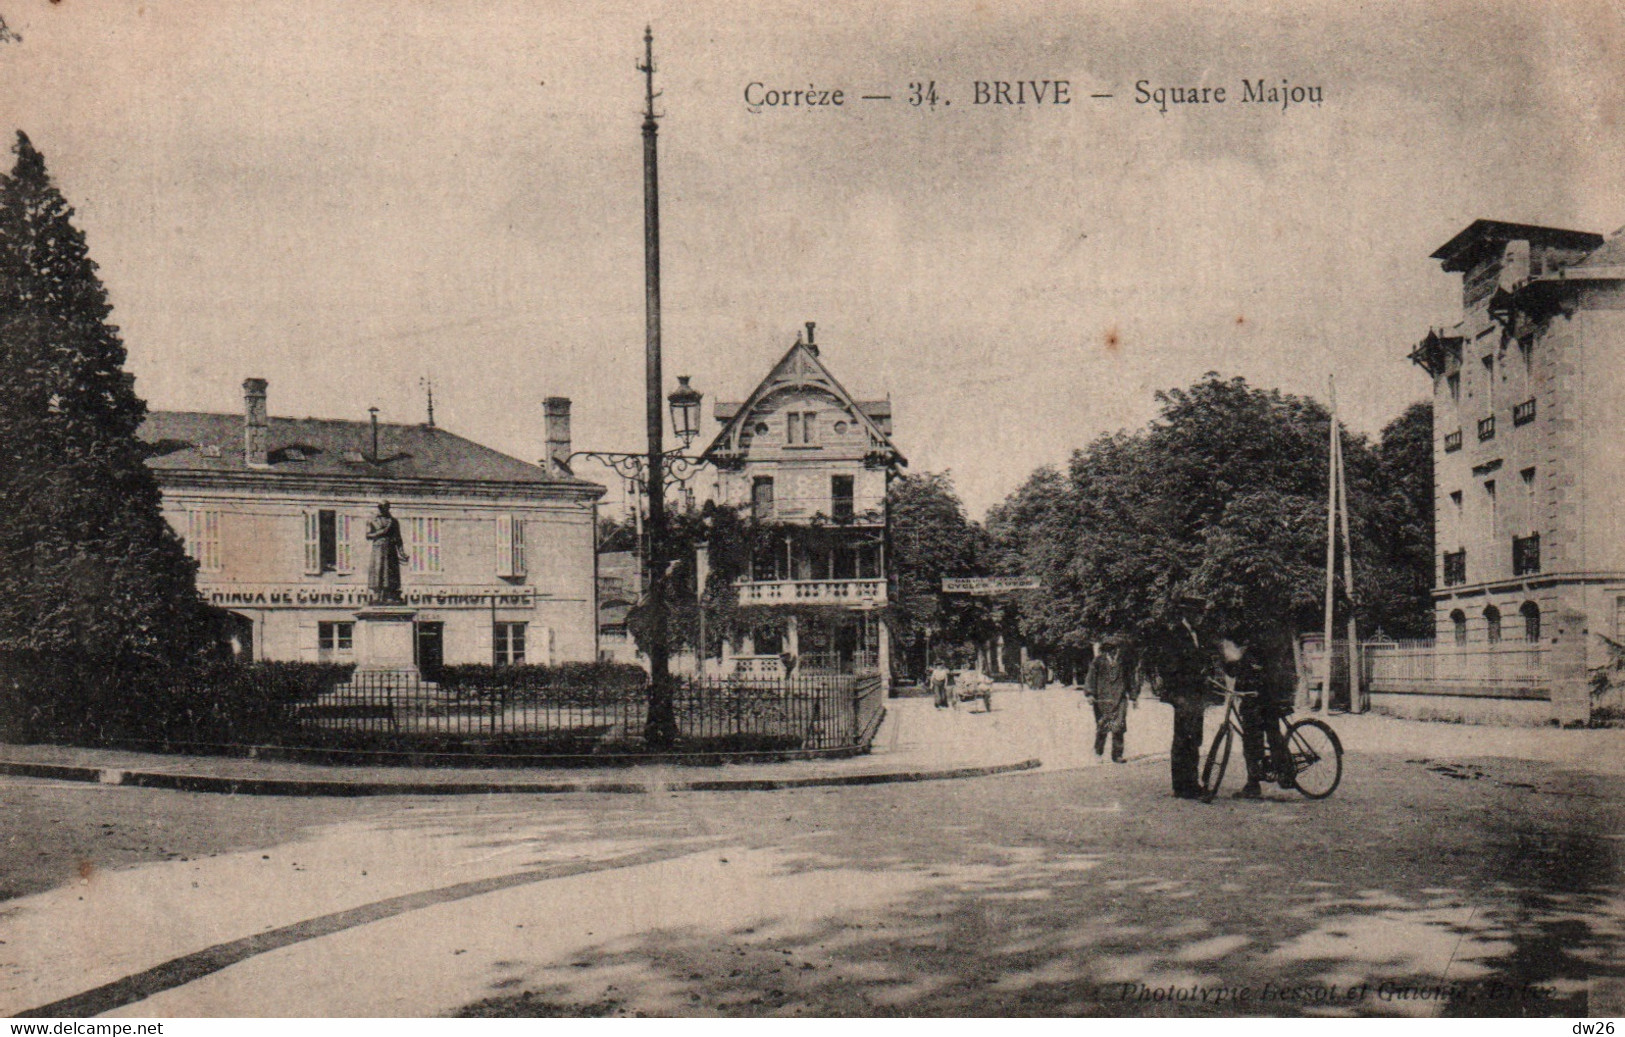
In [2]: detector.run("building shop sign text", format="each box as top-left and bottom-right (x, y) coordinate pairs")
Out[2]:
(201, 585), (537, 609)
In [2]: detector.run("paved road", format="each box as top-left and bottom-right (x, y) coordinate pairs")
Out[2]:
(2, 698), (1621, 1018)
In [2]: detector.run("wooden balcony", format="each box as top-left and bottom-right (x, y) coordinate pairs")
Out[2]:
(735, 578), (887, 607)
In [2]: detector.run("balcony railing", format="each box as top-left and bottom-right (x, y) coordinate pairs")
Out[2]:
(1443, 549), (1467, 587)
(1477, 415), (1496, 441)
(1443, 429), (1463, 452)
(748, 499), (885, 525)
(1513, 533), (1541, 576)
(1513, 398), (1537, 427)
(735, 578), (887, 607)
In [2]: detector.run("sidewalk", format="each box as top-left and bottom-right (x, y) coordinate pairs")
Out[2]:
(4, 686), (1620, 797)
(0, 687), (1065, 796)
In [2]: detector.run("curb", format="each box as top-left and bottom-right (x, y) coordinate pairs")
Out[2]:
(0, 757), (1043, 797)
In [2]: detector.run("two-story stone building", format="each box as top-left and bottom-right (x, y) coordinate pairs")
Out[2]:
(701, 324), (905, 684)
(140, 380), (604, 667)
(1410, 219), (1625, 721)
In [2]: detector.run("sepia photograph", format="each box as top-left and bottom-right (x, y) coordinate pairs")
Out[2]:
(0, 0), (1622, 1023)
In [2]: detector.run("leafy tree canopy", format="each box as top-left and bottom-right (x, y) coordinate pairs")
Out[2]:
(990, 373), (1433, 666)
(885, 471), (993, 661)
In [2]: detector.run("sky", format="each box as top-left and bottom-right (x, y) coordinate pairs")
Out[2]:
(3, 0), (1624, 518)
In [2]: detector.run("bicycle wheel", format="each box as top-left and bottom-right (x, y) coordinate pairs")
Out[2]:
(1199, 722), (1234, 801)
(1285, 718), (1343, 799)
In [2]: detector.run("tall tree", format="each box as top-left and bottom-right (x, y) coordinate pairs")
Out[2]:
(985, 465), (1091, 678)
(0, 132), (218, 738)
(993, 374), (1433, 672)
(885, 471), (991, 674)
(1363, 400), (1434, 639)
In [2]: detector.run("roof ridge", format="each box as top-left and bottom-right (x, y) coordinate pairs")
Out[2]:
(149, 408), (444, 431)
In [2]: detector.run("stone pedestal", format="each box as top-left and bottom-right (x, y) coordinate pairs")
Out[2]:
(318, 604), (441, 713)
(353, 605), (419, 677)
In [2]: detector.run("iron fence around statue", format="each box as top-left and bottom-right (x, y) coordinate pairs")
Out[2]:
(288, 671), (865, 754)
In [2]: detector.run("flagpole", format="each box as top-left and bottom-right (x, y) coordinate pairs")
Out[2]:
(1322, 375), (1338, 713)
(1335, 392), (1361, 712)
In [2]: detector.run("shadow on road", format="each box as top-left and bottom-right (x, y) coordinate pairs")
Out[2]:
(459, 754), (1622, 1018)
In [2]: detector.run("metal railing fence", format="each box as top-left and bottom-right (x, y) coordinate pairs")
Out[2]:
(1359, 639), (1550, 700)
(290, 670), (871, 752)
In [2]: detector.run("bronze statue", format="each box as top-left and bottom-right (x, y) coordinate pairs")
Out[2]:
(366, 502), (408, 604)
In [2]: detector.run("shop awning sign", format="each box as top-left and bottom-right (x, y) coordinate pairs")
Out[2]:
(941, 576), (1042, 594)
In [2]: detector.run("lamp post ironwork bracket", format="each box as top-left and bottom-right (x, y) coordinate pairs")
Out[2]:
(567, 449), (710, 493)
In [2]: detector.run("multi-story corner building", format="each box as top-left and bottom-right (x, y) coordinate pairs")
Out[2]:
(1411, 219), (1625, 690)
(140, 379), (605, 667)
(700, 324), (905, 683)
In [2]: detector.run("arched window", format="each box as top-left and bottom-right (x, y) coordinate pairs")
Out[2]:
(1451, 610), (1467, 646)
(1521, 602), (1541, 643)
(1485, 605), (1502, 644)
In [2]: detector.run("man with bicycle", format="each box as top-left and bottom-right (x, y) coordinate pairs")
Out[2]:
(1220, 632), (1296, 798)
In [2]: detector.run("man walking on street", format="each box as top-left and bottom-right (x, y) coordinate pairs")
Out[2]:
(1084, 637), (1136, 762)
(930, 662), (951, 709)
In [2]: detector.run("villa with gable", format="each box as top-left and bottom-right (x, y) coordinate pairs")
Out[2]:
(701, 323), (905, 687)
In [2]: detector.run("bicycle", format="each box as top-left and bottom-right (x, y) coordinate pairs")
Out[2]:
(1199, 675), (1343, 800)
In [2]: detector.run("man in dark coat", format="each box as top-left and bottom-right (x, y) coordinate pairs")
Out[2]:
(1224, 630), (1296, 799)
(1083, 637), (1136, 762)
(1154, 617), (1213, 799)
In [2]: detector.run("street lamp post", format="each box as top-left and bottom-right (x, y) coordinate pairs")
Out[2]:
(636, 26), (676, 747)
(570, 31), (712, 750)
(568, 371), (706, 749)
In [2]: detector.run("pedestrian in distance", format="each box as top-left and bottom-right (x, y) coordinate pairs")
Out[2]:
(1083, 636), (1137, 762)
(930, 662), (951, 709)
(1022, 658), (1049, 690)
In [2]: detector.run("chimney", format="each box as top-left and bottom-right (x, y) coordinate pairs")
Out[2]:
(243, 377), (269, 467)
(544, 397), (573, 476)
(804, 321), (818, 356)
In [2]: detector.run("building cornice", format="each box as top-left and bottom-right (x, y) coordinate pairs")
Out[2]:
(1433, 570), (1625, 600)
(154, 468), (604, 503)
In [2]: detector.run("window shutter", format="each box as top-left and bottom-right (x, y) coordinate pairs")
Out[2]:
(513, 518), (526, 577)
(205, 511), (221, 571)
(297, 618), (319, 661)
(495, 515), (514, 577)
(407, 516), (442, 574)
(303, 511), (321, 575)
(335, 514), (353, 572)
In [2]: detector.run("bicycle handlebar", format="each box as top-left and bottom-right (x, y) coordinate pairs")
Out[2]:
(1206, 676), (1257, 696)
